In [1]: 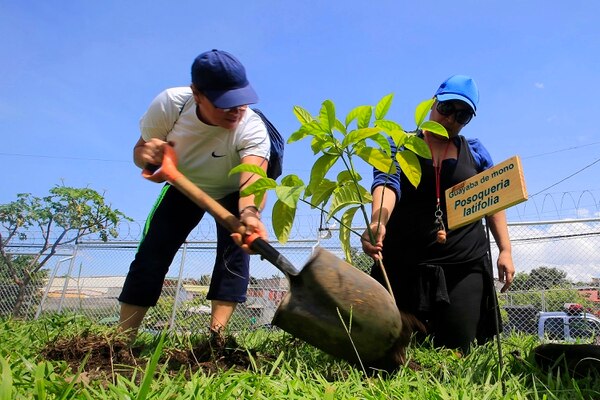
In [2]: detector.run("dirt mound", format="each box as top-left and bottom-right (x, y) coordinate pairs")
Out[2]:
(41, 331), (257, 380)
(163, 332), (259, 375)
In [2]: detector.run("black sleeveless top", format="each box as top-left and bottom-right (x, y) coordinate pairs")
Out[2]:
(382, 135), (489, 266)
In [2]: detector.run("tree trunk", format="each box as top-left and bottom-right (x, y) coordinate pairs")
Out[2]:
(11, 279), (30, 318)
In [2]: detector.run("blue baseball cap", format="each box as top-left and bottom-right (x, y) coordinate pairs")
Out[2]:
(191, 49), (258, 108)
(434, 75), (479, 114)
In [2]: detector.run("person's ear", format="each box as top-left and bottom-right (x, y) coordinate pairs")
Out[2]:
(190, 84), (202, 103)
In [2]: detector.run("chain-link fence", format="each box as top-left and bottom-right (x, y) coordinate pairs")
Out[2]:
(2, 217), (599, 342)
(497, 218), (600, 343)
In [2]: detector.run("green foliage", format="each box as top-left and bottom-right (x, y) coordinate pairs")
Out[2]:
(347, 247), (374, 273)
(0, 184), (132, 317)
(2, 316), (600, 399)
(506, 289), (594, 312)
(233, 95), (447, 263)
(512, 266), (571, 291)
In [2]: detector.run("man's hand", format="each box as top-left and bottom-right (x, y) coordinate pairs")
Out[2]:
(231, 211), (268, 254)
(134, 138), (169, 169)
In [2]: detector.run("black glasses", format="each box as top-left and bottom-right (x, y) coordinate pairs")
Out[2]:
(218, 104), (248, 112)
(436, 101), (474, 125)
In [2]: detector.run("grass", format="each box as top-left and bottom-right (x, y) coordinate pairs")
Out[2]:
(1, 314), (599, 399)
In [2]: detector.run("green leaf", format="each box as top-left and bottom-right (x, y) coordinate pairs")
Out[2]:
(310, 135), (337, 154)
(396, 150), (422, 188)
(356, 147), (396, 174)
(340, 206), (360, 262)
(341, 127), (382, 148)
(319, 100), (336, 131)
(357, 106), (373, 129)
(333, 119), (347, 135)
(375, 93), (394, 120)
(228, 163), (267, 178)
(419, 120), (448, 138)
(307, 153), (339, 193)
(1, 356), (13, 400)
(368, 132), (393, 155)
(337, 169), (361, 184)
(404, 134), (432, 159)
(293, 105), (314, 124)
(345, 105), (370, 127)
(136, 331), (166, 400)
(239, 177), (277, 197)
(328, 184), (371, 218)
(310, 179), (337, 207)
(280, 174), (304, 187)
(414, 98), (435, 127)
(238, 180), (268, 206)
(389, 129), (408, 148)
(272, 199), (297, 244)
(34, 362), (47, 400)
(288, 121), (327, 144)
(275, 184), (304, 209)
(375, 119), (403, 133)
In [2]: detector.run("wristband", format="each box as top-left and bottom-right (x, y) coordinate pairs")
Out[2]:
(239, 205), (261, 219)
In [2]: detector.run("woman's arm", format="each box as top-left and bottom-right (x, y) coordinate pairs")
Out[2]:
(486, 210), (515, 292)
(361, 185), (397, 260)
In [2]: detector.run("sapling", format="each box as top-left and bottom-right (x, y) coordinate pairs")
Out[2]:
(230, 94), (448, 263)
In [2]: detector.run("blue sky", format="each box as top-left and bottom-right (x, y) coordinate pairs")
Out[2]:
(2, 1), (599, 233)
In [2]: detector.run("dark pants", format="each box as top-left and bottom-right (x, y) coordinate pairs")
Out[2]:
(118, 185), (249, 307)
(372, 256), (498, 354)
(429, 267), (485, 352)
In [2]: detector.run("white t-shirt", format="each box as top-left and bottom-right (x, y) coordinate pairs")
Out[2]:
(139, 87), (270, 199)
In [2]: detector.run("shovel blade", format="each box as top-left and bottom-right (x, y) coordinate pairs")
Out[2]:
(272, 247), (403, 367)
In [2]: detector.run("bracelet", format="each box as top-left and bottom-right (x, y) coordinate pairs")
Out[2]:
(239, 205), (261, 218)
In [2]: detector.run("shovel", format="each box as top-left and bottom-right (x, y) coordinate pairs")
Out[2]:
(143, 144), (405, 369)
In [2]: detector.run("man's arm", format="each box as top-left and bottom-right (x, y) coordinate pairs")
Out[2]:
(234, 155), (269, 250)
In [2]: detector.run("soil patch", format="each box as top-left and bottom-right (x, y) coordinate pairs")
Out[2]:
(41, 331), (262, 381)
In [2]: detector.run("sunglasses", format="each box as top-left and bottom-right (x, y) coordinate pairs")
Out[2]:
(218, 104), (248, 113)
(436, 101), (474, 125)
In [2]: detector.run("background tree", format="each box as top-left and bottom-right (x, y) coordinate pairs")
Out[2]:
(506, 266), (591, 314)
(0, 185), (131, 317)
(512, 266), (570, 291)
(0, 255), (47, 317)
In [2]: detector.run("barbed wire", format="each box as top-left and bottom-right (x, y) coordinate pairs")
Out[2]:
(3, 190), (600, 245)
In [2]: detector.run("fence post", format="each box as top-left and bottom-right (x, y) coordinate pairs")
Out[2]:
(541, 290), (546, 311)
(35, 255), (73, 319)
(169, 242), (188, 332)
(57, 247), (78, 313)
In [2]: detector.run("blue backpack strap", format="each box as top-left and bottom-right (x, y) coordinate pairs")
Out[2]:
(252, 108), (284, 179)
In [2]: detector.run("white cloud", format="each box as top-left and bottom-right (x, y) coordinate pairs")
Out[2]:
(534, 82), (545, 89)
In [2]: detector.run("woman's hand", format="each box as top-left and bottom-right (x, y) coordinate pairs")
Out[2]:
(361, 222), (386, 261)
(497, 250), (515, 293)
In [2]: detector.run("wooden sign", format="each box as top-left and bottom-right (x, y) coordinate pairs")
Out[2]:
(445, 155), (528, 230)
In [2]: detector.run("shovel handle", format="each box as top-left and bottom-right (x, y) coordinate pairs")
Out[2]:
(142, 144), (300, 276)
